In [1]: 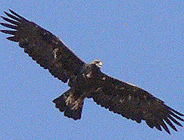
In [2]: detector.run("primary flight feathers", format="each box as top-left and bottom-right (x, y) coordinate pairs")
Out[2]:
(1, 9), (183, 134)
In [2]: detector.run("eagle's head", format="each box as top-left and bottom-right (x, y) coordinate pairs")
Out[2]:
(90, 60), (103, 68)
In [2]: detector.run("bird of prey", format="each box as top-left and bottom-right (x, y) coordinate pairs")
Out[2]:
(0, 9), (183, 134)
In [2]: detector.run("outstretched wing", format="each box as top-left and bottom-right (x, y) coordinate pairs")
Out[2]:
(0, 9), (85, 82)
(91, 73), (184, 134)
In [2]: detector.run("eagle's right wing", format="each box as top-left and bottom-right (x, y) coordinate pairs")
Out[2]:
(0, 9), (85, 83)
(91, 73), (184, 134)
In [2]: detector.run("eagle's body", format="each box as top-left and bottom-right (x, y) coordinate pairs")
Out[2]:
(53, 60), (103, 120)
(1, 9), (183, 134)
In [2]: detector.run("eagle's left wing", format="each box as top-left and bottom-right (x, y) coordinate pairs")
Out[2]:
(91, 73), (184, 134)
(0, 9), (85, 83)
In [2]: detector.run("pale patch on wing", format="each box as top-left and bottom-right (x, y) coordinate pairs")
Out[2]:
(53, 48), (59, 59)
(102, 77), (106, 80)
(119, 98), (124, 103)
(128, 95), (132, 100)
(95, 87), (102, 92)
(119, 87), (125, 90)
(86, 72), (92, 78)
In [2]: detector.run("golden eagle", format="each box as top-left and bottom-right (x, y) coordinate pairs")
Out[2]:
(0, 9), (183, 134)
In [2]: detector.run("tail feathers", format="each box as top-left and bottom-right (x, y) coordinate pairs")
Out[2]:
(53, 89), (83, 120)
(53, 90), (70, 112)
(64, 102), (83, 120)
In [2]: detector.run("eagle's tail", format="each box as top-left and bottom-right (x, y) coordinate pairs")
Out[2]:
(53, 88), (84, 120)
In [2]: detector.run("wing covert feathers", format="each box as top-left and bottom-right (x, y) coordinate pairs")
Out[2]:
(0, 9), (85, 82)
(92, 73), (184, 134)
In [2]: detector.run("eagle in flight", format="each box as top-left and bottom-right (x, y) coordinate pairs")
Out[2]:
(1, 9), (183, 134)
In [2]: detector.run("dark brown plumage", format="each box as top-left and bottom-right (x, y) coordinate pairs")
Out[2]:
(1, 9), (183, 134)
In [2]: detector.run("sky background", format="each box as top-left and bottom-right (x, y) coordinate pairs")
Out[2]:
(0, 1), (184, 140)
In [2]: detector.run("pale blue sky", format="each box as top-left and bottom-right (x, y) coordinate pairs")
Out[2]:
(0, 1), (184, 140)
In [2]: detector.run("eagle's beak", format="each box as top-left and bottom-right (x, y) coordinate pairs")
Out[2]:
(97, 61), (103, 68)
